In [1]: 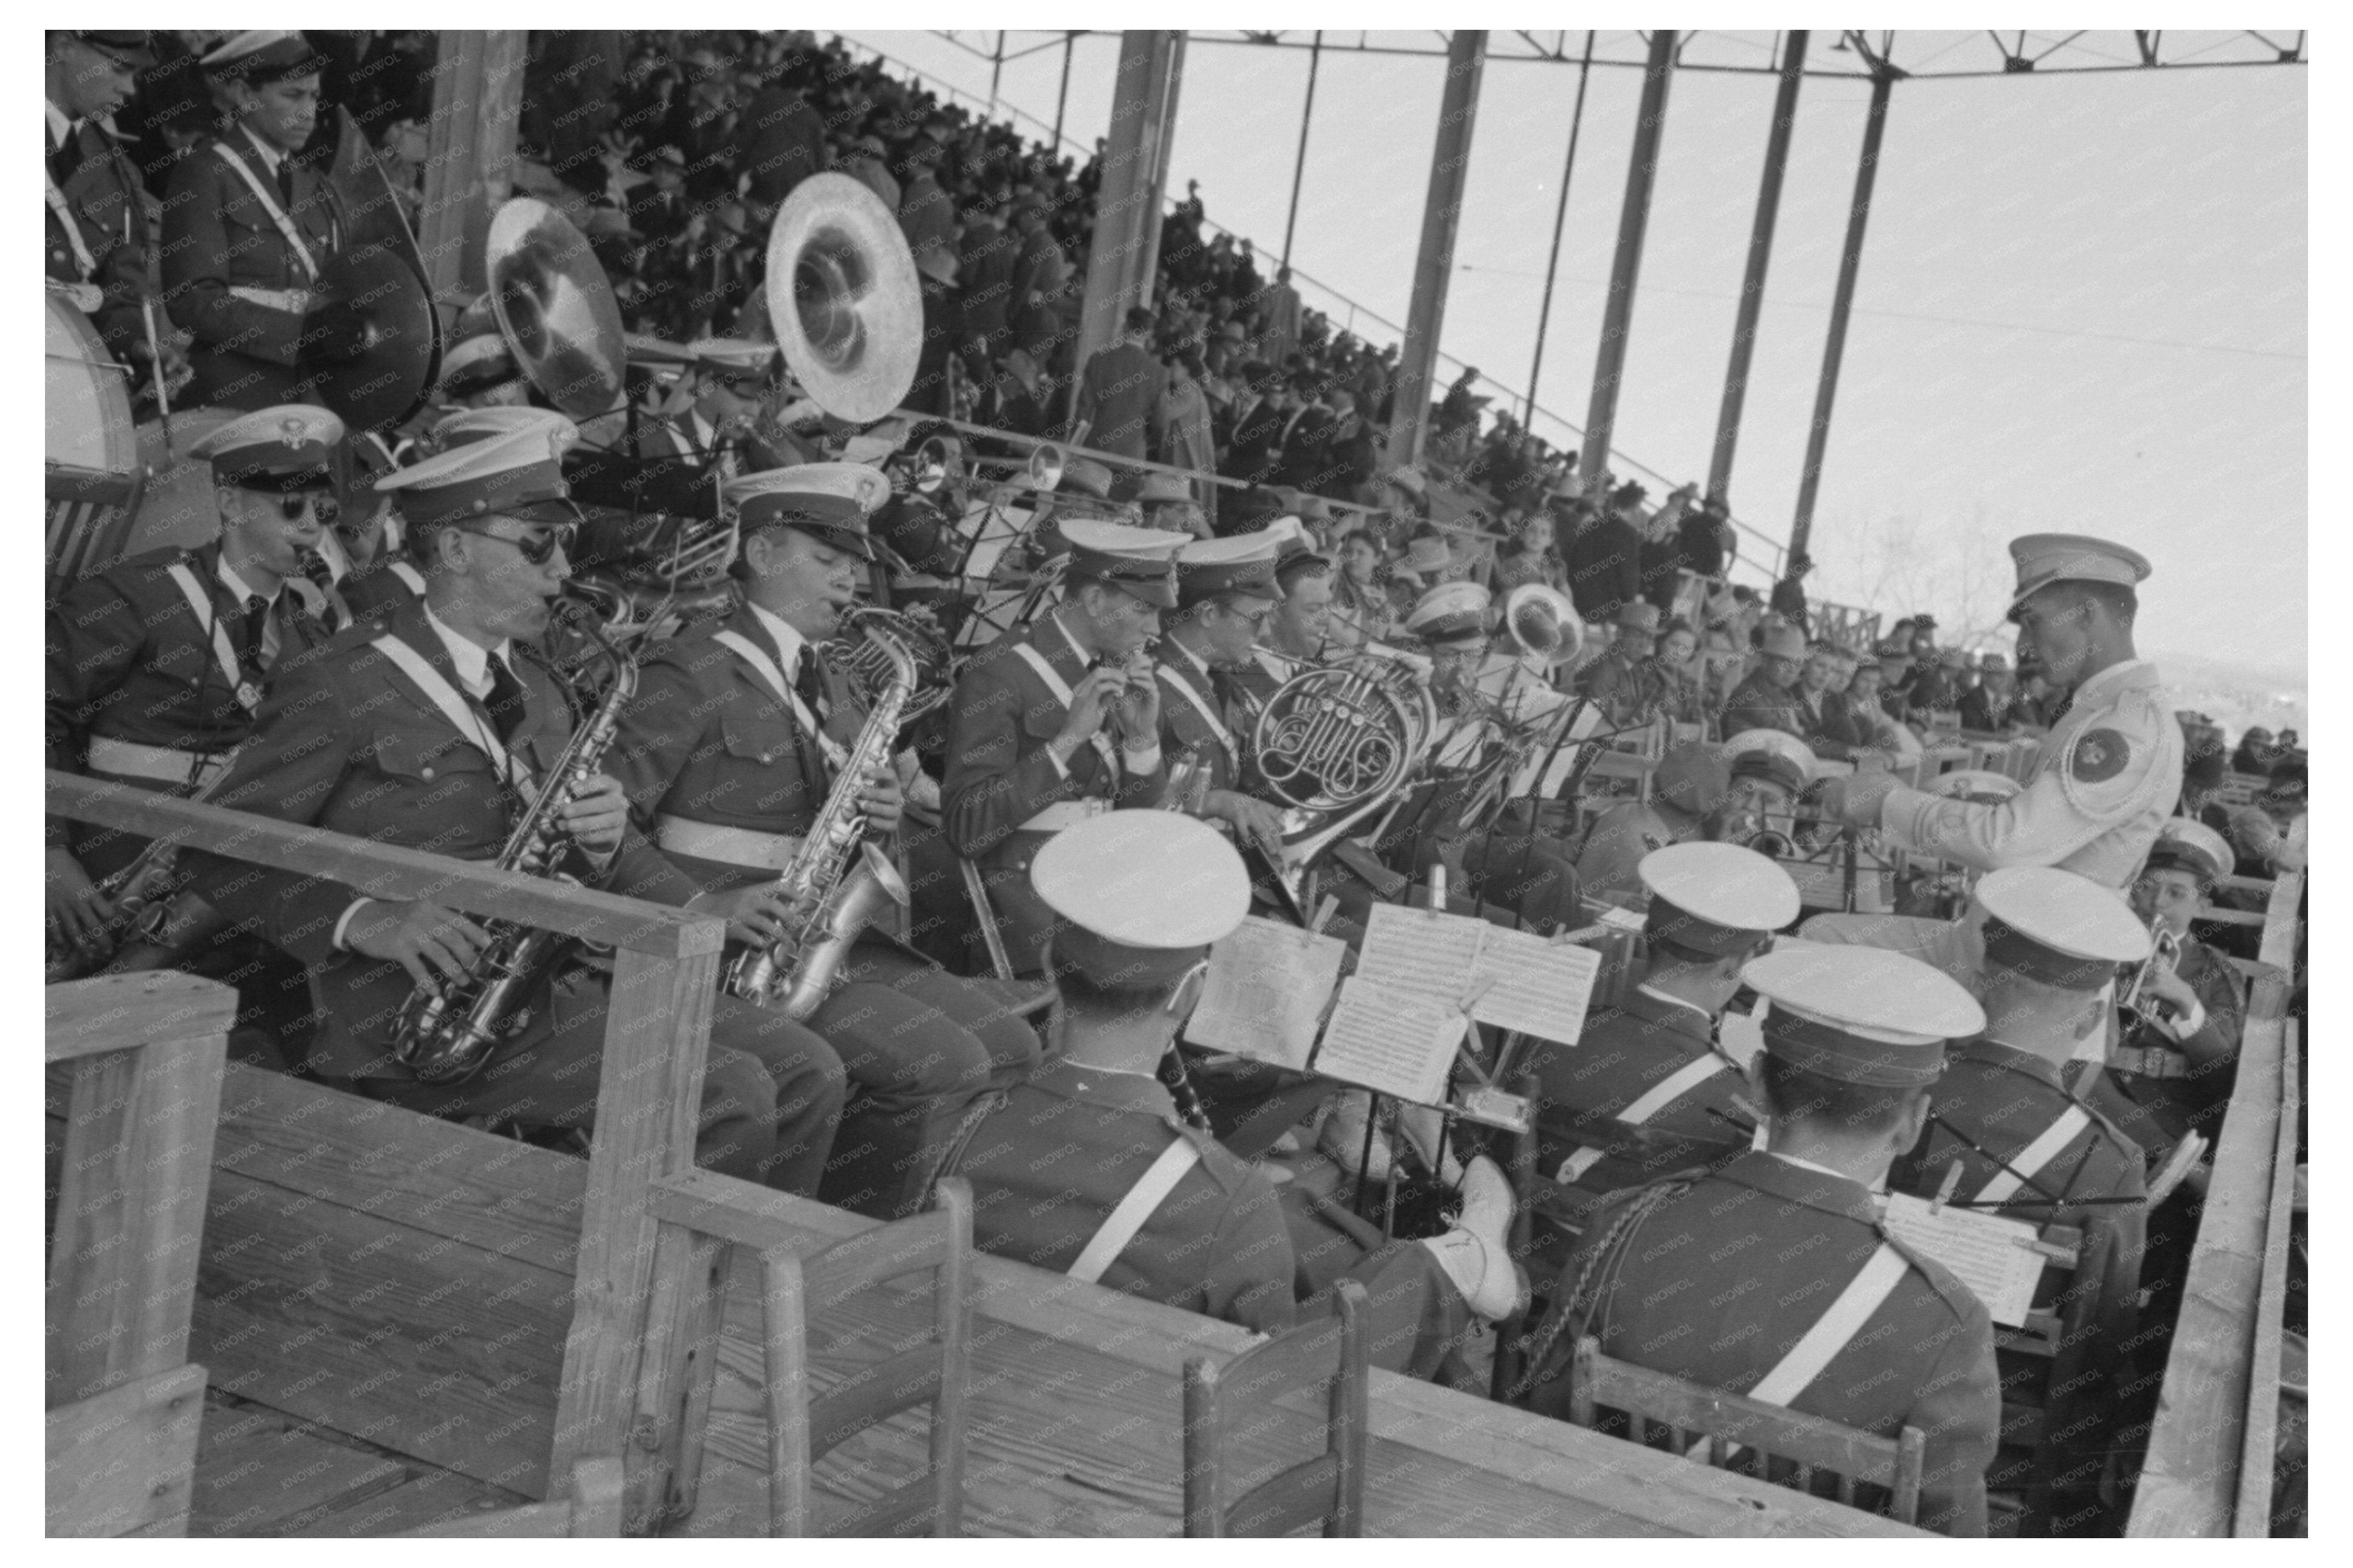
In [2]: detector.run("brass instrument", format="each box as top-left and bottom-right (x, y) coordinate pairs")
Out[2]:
(2118, 922), (2186, 1037)
(389, 595), (637, 1084)
(298, 241), (440, 432)
(764, 173), (922, 424)
(1500, 582), (1584, 671)
(823, 605), (955, 727)
(47, 836), (192, 983)
(485, 198), (628, 420)
(1249, 647), (1438, 914)
(721, 620), (918, 1016)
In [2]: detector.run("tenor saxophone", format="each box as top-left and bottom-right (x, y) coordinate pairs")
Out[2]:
(389, 596), (638, 1085)
(719, 620), (917, 1017)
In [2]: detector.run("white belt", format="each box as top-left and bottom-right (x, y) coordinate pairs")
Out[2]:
(1019, 798), (1115, 833)
(228, 285), (311, 313)
(654, 815), (805, 872)
(85, 736), (234, 787)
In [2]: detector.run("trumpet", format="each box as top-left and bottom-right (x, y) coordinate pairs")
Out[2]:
(2118, 921), (2186, 1035)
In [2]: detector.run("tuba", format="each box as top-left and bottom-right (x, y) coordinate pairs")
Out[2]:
(1248, 646), (1437, 915)
(823, 604), (955, 727)
(1501, 582), (1584, 670)
(485, 198), (629, 420)
(764, 174), (922, 424)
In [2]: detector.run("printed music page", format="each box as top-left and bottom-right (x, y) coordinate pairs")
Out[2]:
(1183, 916), (1348, 1070)
(1879, 1192), (2046, 1327)
(1357, 903), (1489, 1004)
(1469, 927), (1601, 1045)
(1312, 978), (1464, 1106)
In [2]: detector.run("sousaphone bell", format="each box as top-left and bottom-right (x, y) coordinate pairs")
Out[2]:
(485, 197), (628, 420)
(764, 173), (922, 424)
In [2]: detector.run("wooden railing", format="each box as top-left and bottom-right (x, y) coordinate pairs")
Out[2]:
(2126, 868), (2304, 1537)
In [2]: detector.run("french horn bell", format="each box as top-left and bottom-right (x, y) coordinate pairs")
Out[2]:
(764, 173), (923, 424)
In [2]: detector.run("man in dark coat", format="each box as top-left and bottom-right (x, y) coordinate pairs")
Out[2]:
(1562, 484), (1646, 623)
(1070, 306), (1168, 465)
(45, 31), (160, 365)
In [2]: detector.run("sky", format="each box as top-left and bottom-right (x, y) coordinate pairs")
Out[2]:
(836, 29), (2307, 684)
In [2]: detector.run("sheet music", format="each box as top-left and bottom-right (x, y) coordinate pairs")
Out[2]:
(1534, 703), (1607, 796)
(1182, 916), (1348, 1070)
(1312, 978), (1464, 1105)
(1879, 1192), (2046, 1327)
(1357, 903), (1488, 1005)
(1470, 927), (1601, 1045)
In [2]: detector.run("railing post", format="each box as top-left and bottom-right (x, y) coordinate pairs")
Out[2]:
(417, 30), (528, 300)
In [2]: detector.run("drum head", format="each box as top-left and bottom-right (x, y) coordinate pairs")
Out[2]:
(45, 292), (137, 505)
(300, 242), (439, 432)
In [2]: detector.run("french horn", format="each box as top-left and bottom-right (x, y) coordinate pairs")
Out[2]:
(823, 605), (956, 727)
(764, 173), (923, 424)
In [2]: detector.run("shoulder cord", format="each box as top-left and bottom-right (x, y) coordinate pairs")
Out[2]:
(1507, 1178), (1693, 1403)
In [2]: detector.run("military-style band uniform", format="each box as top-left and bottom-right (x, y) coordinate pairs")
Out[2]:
(1154, 533), (1285, 806)
(46, 36), (156, 363)
(609, 465), (1041, 1218)
(162, 35), (345, 409)
(941, 522), (1182, 974)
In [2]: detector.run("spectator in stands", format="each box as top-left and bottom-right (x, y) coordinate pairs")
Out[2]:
(1769, 551), (1813, 635)
(1272, 372), (1336, 492)
(1721, 624), (1810, 739)
(1326, 528), (1393, 654)
(1154, 343), (1219, 531)
(1678, 493), (1738, 581)
(2009, 668), (2058, 729)
(1136, 472), (1210, 541)
(896, 136), (956, 269)
(957, 193), (1017, 369)
(1793, 639), (1866, 755)
(736, 55), (828, 207)
(1908, 646), (1965, 715)
(1260, 263), (1302, 370)
(1840, 659), (1909, 753)
(1007, 193), (1073, 370)
(1218, 362), (1287, 485)
(2175, 719), (2230, 821)
(1959, 652), (2013, 732)
(2230, 727), (2276, 775)
(1576, 603), (1669, 728)
(1070, 306), (1168, 479)
(1646, 619), (1708, 729)
(1637, 483), (1699, 613)
(1562, 486), (1646, 623)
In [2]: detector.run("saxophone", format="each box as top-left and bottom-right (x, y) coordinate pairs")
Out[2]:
(719, 620), (917, 1017)
(389, 596), (639, 1085)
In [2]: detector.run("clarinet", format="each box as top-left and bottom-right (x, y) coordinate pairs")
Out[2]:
(1157, 1048), (1213, 1133)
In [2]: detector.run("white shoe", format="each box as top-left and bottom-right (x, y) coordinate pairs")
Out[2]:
(1418, 1156), (1527, 1322)
(1319, 1090), (1396, 1179)
(1397, 1103), (1467, 1187)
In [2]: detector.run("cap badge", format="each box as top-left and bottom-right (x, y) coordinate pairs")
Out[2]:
(280, 416), (307, 446)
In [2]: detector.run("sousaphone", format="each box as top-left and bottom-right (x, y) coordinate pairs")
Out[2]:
(765, 173), (921, 424)
(485, 197), (628, 420)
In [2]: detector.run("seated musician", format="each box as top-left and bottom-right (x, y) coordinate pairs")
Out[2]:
(1879, 867), (2151, 1529)
(1717, 727), (1813, 846)
(1324, 527), (1395, 655)
(2074, 820), (2247, 1167)
(47, 406), (347, 979)
(638, 337), (787, 464)
(180, 415), (843, 1192)
(946, 811), (1525, 1378)
(1252, 527), (1334, 686)
(1572, 742), (1733, 905)
(1521, 946), (2001, 1536)
(1719, 622), (1811, 739)
(1572, 601), (1669, 728)
(939, 519), (1182, 976)
(606, 463), (1041, 1217)
(1525, 843), (1800, 1235)
(316, 432), (426, 620)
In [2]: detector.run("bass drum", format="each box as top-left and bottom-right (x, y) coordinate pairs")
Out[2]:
(45, 292), (142, 591)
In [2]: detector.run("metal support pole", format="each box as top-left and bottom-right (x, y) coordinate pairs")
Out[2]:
(1789, 70), (1893, 564)
(1279, 31), (1325, 271)
(1522, 30), (1596, 429)
(988, 31), (1005, 114)
(1053, 31), (1075, 148)
(1070, 32), (1187, 410)
(1578, 30), (1677, 491)
(1384, 30), (1488, 471)
(1706, 30), (1808, 509)
(417, 30), (527, 302)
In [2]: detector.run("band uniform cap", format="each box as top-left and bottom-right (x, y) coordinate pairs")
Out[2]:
(376, 417), (580, 529)
(192, 404), (345, 491)
(688, 337), (780, 375)
(1059, 456), (1116, 500)
(431, 405), (577, 452)
(2007, 533), (2153, 615)
(1654, 742), (1733, 819)
(1405, 580), (1490, 644)
(1058, 517), (1184, 607)
(1136, 471), (1193, 505)
(1638, 842), (1800, 955)
(1723, 728), (1815, 794)
(1933, 768), (2022, 806)
(201, 30), (325, 83)
(1976, 865), (2150, 989)
(1031, 811), (1250, 989)
(69, 32), (156, 67)
(437, 332), (519, 395)
(1743, 946), (1984, 1088)
(1615, 601), (1662, 634)
(726, 462), (888, 559)
(2144, 818), (2234, 887)
(1176, 533), (1284, 606)
(1758, 623), (1807, 660)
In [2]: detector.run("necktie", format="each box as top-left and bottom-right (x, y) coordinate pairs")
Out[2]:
(276, 156), (297, 210)
(483, 656), (529, 744)
(49, 125), (80, 186)
(792, 651), (827, 720)
(299, 550), (344, 634)
(241, 595), (271, 671)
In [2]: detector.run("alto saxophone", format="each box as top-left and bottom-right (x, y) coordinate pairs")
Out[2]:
(389, 597), (639, 1085)
(719, 620), (917, 1017)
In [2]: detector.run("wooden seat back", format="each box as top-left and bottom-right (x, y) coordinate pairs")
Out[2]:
(1183, 1279), (1370, 1538)
(1567, 1337), (1925, 1526)
(395, 1457), (624, 1537)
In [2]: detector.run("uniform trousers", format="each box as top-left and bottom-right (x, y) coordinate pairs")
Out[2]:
(1278, 1185), (1478, 1384)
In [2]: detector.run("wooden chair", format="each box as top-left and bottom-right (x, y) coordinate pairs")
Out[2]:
(1183, 1279), (1371, 1538)
(396, 1457), (624, 1537)
(1566, 1338), (1925, 1527)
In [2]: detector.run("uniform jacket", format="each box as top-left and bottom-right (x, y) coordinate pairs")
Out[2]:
(2079, 935), (2246, 1161)
(1530, 1152), (2001, 1535)
(333, 555), (428, 620)
(1721, 668), (1809, 741)
(48, 115), (152, 360)
(1874, 658), (2185, 888)
(1154, 639), (1251, 800)
(1575, 648), (1669, 728)
(182, 596), (697, 1080)
(162, 128), (345, 409)
(1573, 798), (1696, 905)
(48, 541), (336, 874)
(1957, 685), (2006, 733)
(1530, 986), (1752, 1209)
(608, 599), (867, 895)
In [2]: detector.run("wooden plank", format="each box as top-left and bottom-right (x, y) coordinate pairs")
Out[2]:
(557, 944), (719, 1528)
(46, 769), (724, 959)
(2233, 1017), (2301, 1536)
(286, 1466), (534, 1538)
(47, 1023), (227, 1409)
(46, 972), (237, 1062)
(188, 1411), (412, 1538)
(46, 1362), (207, 1537)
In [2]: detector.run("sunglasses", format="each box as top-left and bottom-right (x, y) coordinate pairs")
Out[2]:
(274, 492), (328, 521)
(455, 520), (577, 566)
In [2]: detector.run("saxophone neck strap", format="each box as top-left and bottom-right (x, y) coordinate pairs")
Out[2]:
(369, 631), (535, 795)
(712, 627), (848, 770)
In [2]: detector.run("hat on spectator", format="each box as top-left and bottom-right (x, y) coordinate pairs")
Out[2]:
(193, 405), (344, 492)
(2262, 755), (2308, 809)
(1400, 535), (1452, 576)
(378, 416), (580, 529)
(1938, 646), (1966, 668)
(725, 462), (889, 559)
(1976, 866), (2149, 990)
(1615, 602), (1662, 634)
(1638, 843), (1798, 958)
(1654, 742), (1734, 821)
(1743, 947), (1984, 1088)
(1979, 652), (2011, 674)
(1059, 518), (1184, 609)
(1758, 624), (1807, 660)
(1176, 533), (1283, 608)
(64, 31), (156, 68)
(1059, 456), (1115, 500)
(1724, 729), (1814, 796)
(1872, 637), (1913, 665)
(1404, 581), (1489, 646)
(1031, 811), (1250, 991)
(2006, 533), (2153, 616)
(201, 30), (324, 83)
(913, 247), (958, 285)
(2143, 820), (2234, 889)
(1136, 472), (1193, 506)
